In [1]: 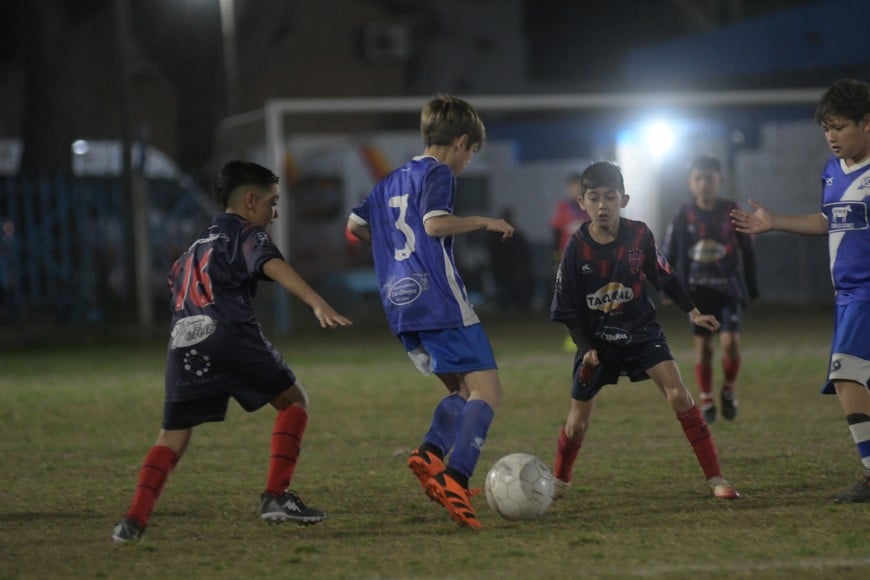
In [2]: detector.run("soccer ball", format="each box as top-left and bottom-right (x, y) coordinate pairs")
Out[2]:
(484, 453), (554, 520)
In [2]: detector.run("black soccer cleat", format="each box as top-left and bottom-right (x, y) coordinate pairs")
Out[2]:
(833, 474), (870, 504)
(701, 403), (717, 424)
(260, 491), (327, 525)
(721, 390), (738, 421)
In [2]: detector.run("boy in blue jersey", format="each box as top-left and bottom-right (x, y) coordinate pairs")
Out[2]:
(112, 161), (352, 542)
(732, 78), (870, 503)
(664, 155), (759, 423)
(551, 161), (740, 501)
(347, 94), (514, 528)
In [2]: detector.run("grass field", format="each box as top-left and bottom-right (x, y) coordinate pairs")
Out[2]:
(1, 306), (869, 579)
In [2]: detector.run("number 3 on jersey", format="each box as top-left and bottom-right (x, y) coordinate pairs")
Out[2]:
(389, 194), (416, 261)
(173, 248), (215, 311)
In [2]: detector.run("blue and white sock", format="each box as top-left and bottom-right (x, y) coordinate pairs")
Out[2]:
(846, 413), (870, 472)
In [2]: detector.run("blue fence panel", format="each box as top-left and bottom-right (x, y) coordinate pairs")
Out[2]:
(0, 175), (218, 325)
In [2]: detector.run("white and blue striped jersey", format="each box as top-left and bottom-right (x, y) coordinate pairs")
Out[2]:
(821, 155), (870, 305)
(349, 155), (479, 334)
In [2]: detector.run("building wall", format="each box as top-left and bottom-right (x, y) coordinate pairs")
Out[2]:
(734, 120), (834, 304)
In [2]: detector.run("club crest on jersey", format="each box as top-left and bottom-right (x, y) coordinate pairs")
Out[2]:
(859, 176), (870, 190)
(586, 282), (634, 312)
(627, 249), (644, 271)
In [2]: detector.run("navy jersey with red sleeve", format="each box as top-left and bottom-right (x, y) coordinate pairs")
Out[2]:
(168, 212), (283, 326)
(550, 218), (683, 347)
(663, 199), (758, 303)
(164, 212), (293, 404)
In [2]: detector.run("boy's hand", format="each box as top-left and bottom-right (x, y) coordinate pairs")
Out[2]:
(578, 349), (599, 382)
(689, 308), (720, 331)
(485, 218), (515, 239)
(730, 199), (772, 234)
(312, 303), (353, 329)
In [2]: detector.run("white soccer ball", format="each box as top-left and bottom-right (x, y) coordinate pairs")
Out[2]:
(484, 453), (554, 520)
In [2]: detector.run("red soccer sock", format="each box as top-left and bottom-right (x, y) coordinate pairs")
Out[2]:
(722, 357), (741, 390)
(553, 426), (584, 483)
(125, 445), (179, 528)
(265, 405), (308, 496)
(677, 405), (721, 480)
(694, 363), (713, 405)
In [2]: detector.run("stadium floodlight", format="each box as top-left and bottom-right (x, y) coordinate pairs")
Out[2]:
(71, 140), (89, 155)
(641, 119), (676, 159)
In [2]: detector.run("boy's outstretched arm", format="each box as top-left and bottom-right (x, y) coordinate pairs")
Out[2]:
(730, 199), (827, 235)
(262, 258), (353, 329)
(423, 214), (514, 239)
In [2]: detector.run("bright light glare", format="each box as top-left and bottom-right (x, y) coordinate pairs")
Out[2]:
(71, 140), (89, 155)
(641, 120), (675, 158)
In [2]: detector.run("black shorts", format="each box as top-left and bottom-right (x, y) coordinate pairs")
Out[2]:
(570, 340), (674, 402)
(162, 323), (296, 429)
(690, 288), (742, 336)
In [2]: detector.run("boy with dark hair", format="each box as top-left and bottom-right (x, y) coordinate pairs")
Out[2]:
(664, 155), (759, 423)
(732, 78), (870, 503)
(112, 160), (352, 542)
(551, 161), (740, 501)
(347, 94), (514, 528)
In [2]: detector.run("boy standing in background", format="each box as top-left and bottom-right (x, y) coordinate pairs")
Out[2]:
(664, 155), (758, 423)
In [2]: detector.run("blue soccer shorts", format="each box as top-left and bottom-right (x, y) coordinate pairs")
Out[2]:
(399, 324), (497, 375)
(822, 301), (870, 394)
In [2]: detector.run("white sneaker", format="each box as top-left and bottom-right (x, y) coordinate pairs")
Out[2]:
(552, 478), (571, 500)
(708, 476), (741, 500)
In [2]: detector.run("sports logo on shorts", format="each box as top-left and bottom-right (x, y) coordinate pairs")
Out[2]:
(170, 315), (217, 349)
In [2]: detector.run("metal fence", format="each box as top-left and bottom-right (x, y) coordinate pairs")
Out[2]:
(0, 175), (218, 326)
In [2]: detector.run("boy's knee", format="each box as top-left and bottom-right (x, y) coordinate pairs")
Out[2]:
(272, 383), (309, 410)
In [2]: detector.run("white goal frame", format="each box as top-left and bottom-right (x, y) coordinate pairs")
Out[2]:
(217, 87), (824, 333)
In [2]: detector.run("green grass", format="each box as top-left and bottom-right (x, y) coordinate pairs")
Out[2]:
(1, 307), (869, 579)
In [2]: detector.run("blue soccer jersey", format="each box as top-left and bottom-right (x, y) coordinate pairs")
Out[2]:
(551, 218), (685, 346)
(349, 155), (479, 335)
(820, 155), (870, 305)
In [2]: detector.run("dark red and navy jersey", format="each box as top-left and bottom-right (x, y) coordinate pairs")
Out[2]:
(167, 213), (283, 327)
(663, 199), (758, 303)
(551, 218), (686, 347)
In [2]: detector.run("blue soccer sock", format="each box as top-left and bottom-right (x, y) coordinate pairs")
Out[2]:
(422, 393), (466, 458)
(447, 399), (495, 482)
